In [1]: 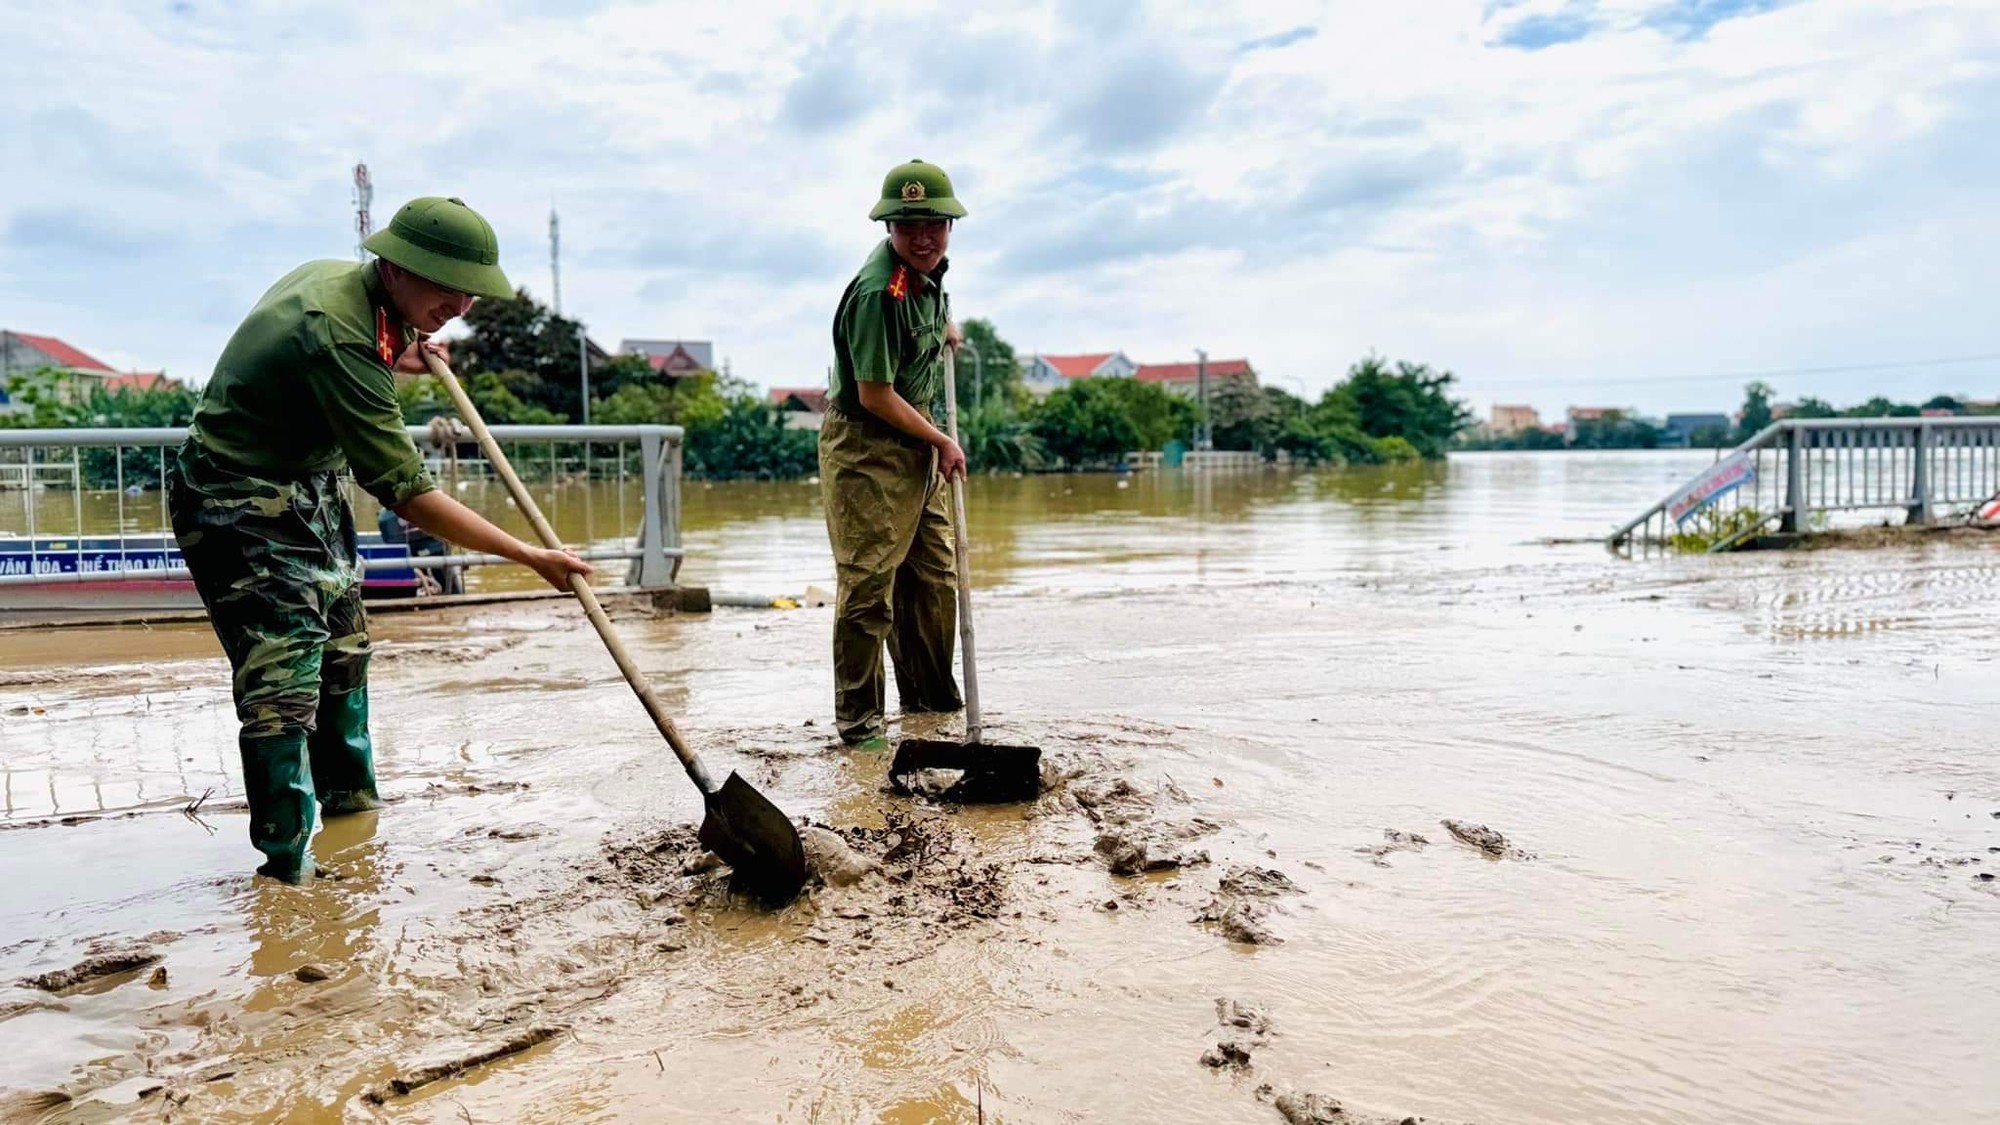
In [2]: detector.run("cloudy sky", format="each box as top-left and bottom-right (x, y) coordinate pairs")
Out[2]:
(2, 0), (1995, 419)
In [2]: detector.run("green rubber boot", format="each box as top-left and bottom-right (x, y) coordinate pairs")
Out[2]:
(311, 685), (382, 816)
(240, 730), (317, 884)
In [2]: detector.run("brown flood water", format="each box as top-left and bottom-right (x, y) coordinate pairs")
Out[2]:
(2, 451), (1998, 1123)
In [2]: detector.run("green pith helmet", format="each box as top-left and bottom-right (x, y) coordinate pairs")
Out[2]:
(362, 196), (514, 300)
(868, 159), (967, 222)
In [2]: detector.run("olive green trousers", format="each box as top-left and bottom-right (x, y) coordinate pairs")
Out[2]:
(818, 407), (962, 743)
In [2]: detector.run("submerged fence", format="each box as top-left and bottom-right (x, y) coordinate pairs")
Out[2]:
(0, 424), (684, 589)
(1610, 417), (2000, 554)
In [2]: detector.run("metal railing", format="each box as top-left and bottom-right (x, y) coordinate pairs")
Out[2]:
(1609, 417), (2000, 554)
(0, 424), (683, 589)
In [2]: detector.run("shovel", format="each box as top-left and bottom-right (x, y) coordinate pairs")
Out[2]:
(422, 349), (808, 905)
(888, 349), (1043, 803)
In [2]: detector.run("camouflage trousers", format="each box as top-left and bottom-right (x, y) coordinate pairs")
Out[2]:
(169, 441), (378, 880)
(818, 407), (961, 744)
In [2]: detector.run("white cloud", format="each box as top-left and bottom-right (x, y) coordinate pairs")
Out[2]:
(0, 0), (1995, 416)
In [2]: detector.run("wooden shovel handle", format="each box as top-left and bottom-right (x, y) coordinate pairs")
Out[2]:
(421, 348), (715, 794)
(942, 350), (982, 743)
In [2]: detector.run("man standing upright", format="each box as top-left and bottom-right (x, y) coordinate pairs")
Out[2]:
(173, 196), (593, 883)
(821, 159), (969, 749)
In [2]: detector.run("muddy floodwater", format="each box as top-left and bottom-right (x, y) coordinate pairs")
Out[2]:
(2, 451), (1997, 1123)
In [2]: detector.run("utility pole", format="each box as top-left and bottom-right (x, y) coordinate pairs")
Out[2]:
(577, 325), (590, 425)
(1195, 348), (1212, 450)
(549, 205), (562, 315)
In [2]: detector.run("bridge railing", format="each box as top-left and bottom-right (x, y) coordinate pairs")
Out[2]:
(0, 423), (684, 589)
(1609, 417), (2000, 554)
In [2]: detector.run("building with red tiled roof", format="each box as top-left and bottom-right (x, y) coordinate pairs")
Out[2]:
(1132, 358), (1256, 397)
(1, 330), (131, 412)
(770, 386), (829, 431)
(103, 372), (176, 394)
(1020, 351), (1138, 397)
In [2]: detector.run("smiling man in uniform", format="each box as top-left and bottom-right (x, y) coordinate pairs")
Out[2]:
(820, 159), (970, 750)
(172, 195), (593, 884)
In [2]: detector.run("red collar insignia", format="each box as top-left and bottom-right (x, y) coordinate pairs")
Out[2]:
(375, 307), (398, 367)
(887, 264), (910, 302)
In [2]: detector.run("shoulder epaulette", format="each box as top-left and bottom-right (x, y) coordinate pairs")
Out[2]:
(886, 265), (910, 302)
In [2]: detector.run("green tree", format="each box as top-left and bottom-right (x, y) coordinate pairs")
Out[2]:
(1569, 410), (1662, 449)
(1922, 394), (1962, 413)
(1094, 377), (1197, 450)
(960, 400), (1046, 473)
(682, 378), (817, 480)
(1029, 380), (1142, 468)
(1687, 423), (1735, 449)
(1324, 356), (1471, 460)
(1209, 378), (1284, 454)
(1788, 396), (1838, 419)
(455, 289), (651, 421)
(1, 366), (199, 486)
(1843, 396), (1918, 418)
(956, 319), (1019, 414)
(1737, 381), (1775, 440)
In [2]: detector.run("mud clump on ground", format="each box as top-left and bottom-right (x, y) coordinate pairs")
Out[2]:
(1442, 819), (1532, 860)
(1198, 866), (1303, 946)
(1217, 997), (1273, 1037)
(365, 1024), (561, 1103)
(1064, 768), (1219, 878)
(1357, 829), (1431, 867)
(801, 825), (881, 887)
(18, 949), (162, 993)
(1201, 1040), (1254, 1070)
(1255, 1085), (1469, 1125)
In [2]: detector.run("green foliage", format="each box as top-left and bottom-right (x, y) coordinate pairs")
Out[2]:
(1458, 425), (1567, 451)
(1330, 356), (1471, 460)
(959, 400), (1046, 473)
(1843, 396), (1920, 418)
(683, 379), (818, 480)
(957, 319), (1019, 413)
(1687, 423), (1735, 449)
(1569, 410), (1662, 450)
(1736, 381), (1775, 441)
(1, 366), (199, 487)
(1669, 505), (1768, 554)
(1028, 380), (1142, 469)
(1787, 396), (1838, 419)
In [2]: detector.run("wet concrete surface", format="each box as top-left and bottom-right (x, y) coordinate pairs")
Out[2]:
(3, 453), (2000, 1122)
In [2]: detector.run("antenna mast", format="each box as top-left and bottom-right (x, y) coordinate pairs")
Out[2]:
(352, 162), (374, 261)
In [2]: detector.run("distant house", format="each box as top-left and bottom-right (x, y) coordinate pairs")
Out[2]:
(1, 330), (120, 410)
(621, 338), (715, 378)
(104, 372), (177, 394)
(1133, 358), (1256, 398)
(1663, 413), (1732, 447)
(1566, 406), (1622, 425)
(769, 386), (829, 431)
(1489, 404), (1541, 436)
(1019, 351), (1138, 397)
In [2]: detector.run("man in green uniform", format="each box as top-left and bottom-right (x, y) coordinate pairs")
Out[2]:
(173, 196), (593, 884)
(821, 160), (970, 749)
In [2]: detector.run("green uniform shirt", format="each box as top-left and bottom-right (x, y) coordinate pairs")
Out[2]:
(189, 260), (436, 508)
(830, 240), (951, 420)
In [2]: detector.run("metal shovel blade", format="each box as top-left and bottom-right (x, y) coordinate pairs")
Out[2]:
(889, 738), (1043, 804)
(697, 770), (810, 905)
